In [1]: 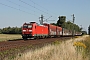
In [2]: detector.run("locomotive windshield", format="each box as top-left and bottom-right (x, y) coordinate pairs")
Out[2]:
(23, 25), (32, 28)
(23, 25), (28, 28)
(28, 25), (32, 28)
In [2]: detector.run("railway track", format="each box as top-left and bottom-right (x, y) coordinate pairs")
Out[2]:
(0, 37), (72, 51)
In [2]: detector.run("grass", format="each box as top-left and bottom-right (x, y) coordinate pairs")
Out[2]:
(82, 36), (90, 60)
(0, 34), (22, 41)
(12, 35), (89, 60)
(1, 35), (89, 60)
(72, 35), (90, 60)
(0, 45), (32, 60)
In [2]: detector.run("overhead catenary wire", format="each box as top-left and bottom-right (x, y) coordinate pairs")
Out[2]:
(6, 0), (52, 17)
(6, 0), (37, 13)
(19, 0), (49, 15)
(19, 0), (56, 22)
(5, 0), (41, 16)
(1, 0), (57, 22)
(29, 0), (57, 18)
(0, 2), (39, 17)
(29, 0), (48, 12)
(7, 0), (56, 19)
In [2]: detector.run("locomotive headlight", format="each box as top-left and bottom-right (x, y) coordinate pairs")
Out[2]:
(23, 30), (26, 32)
(29, 30), (32, 32)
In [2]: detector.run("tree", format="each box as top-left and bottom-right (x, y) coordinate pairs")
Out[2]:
(82, 31), (87, 35)
(57, 16), (66, 27)
(0, 29), (2, 34)
(88, 25), (90, 35)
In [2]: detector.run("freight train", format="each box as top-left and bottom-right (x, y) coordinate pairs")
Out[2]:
(22, 22), (82, 39)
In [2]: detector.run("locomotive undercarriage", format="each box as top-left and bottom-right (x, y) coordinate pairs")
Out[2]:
(22, 34), (32, 39)
(22, 34), (48, 39)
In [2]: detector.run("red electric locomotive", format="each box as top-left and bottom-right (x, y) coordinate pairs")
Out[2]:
(22, 22), (48, 39)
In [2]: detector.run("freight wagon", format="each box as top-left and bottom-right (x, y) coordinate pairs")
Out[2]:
(43, 23), (62, 37)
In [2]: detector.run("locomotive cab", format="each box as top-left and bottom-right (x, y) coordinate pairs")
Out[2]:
(22, 22), (36, 39)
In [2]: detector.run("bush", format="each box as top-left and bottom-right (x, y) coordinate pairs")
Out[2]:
(0, 26), (22, 34)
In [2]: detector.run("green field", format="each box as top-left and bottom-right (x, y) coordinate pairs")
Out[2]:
(0, 34), (22, 41)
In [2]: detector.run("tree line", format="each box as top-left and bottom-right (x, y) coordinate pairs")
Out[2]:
(0, 26), (21, 34)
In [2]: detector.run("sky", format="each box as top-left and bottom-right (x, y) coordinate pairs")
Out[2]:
(0, 0), (90, 32)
